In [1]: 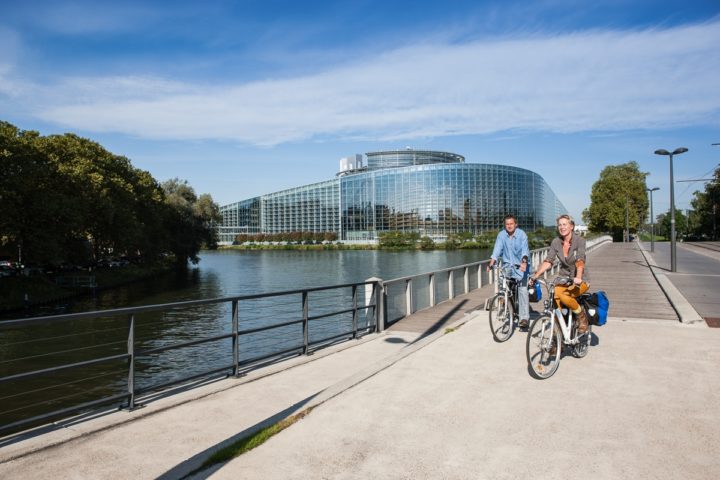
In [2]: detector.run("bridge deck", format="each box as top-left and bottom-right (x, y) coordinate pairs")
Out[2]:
(3, 240), (704, 480)
(389, 241), (677, 335)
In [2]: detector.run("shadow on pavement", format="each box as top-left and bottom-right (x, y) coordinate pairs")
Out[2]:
(155, 393), (320, 480)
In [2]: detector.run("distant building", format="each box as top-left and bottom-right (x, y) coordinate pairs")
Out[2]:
(574, 224), (589, 236)
(218, 149), (567, 244)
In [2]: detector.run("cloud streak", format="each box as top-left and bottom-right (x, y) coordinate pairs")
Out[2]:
(9, 20), (720, 145)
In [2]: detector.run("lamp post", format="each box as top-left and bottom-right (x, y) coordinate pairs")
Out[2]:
(646, 187), (659, 252)
(654, 147), (688, 272)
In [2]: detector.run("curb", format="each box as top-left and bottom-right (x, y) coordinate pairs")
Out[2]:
(636, 242), (704, 325)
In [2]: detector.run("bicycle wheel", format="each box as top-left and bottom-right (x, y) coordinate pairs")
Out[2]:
(526, 315), (562, 379)
(489, 294), (514, 342)
(571, 324), (592, 358)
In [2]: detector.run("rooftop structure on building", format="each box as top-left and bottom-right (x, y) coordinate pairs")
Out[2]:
(218, 149), (567, 243)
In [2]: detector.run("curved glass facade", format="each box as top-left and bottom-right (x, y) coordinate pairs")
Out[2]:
(366, 150), (464, 171)
(219, 150), (567, 244)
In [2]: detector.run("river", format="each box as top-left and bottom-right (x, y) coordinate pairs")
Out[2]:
(0, 249), (491, 432)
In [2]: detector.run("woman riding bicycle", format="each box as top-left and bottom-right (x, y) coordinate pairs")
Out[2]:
(530, 214), (590, 334)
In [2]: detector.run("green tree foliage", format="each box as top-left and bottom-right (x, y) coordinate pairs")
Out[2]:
(0, 120), (220, 267)
(583, 161), (649, 239)
(689, 166), (720, 240)
(655, 209), (688, 239)
(378, 231), (420, 248)
(162, 179), (222, 265)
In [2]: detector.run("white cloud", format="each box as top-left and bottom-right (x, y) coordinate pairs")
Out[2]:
(10, 20), (720, 145)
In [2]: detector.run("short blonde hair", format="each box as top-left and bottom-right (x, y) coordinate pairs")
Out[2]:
(556, 214), (575, 226)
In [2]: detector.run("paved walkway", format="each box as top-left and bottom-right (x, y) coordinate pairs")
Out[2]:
(2, 241), (718, 479)
(390, 241), (678, 336)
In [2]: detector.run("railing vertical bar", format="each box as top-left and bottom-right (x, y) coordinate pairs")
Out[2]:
(405, 278), (413, 317)
(351, 285), (358, 339)
(382, 284), (388, 330)
(464, 266), (469, 294)
(302, 291), (309, 354)
(231, 300), (239, 377)
(429, 273), (436, 307)
(127, 314), (135, 410)
(448, 270), (454, 300)
(477, 264), (482, 288)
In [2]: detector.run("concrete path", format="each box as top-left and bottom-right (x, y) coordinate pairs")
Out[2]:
(2, 240), (718, 479)
(207, 316), (720, 480)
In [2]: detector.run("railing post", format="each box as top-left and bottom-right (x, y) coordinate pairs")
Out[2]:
(477, 264), (483, 288)
(464, 266), (469, 294)
(448, 270), (454, 300)
(429, 273), (436, 307)
(302, 291), (309, 354)
(127, 314), (135, 410)
(405, 278), (413, 317)
(366, 277), (383, 333)
(232, 300), (239, 377)
(351, 285), (358, 339)
(382, 284), (388, 330)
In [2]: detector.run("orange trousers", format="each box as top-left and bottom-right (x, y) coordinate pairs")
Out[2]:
(554, 282), (589, 311)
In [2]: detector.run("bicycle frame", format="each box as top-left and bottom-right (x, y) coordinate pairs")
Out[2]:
(495, 265), (519, 317)
(536, 278), (584, 346)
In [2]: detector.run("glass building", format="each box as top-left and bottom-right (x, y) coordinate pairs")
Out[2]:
(218, 150), (567, 244)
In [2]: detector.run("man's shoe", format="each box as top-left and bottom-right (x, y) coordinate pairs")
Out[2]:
(576, 308), (589, 334)
(519, 319), (528, 330)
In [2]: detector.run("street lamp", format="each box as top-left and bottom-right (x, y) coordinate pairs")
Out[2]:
(654, 147), (688, 272)
(646, 187), (659, 252)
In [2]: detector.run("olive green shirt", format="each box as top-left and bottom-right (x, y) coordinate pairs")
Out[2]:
(544, 234), (589, 283)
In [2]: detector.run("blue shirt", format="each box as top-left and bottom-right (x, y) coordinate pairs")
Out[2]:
(491, 228), (531, 280)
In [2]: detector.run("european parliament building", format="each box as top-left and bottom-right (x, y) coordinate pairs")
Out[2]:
(218, 149), (567, 244)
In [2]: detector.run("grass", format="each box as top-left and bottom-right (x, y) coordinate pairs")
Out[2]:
(199, 406), (316, 470)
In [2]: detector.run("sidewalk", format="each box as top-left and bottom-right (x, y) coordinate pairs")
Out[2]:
(207, 316), (720, 480)
(2, 241), (719, 479)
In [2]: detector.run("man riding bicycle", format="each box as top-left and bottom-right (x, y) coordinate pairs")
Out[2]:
(488, 214), (531, 329)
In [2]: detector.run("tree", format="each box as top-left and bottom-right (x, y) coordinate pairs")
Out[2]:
(689, 166), (720, 240)
(162, 178), (221, 265)
(1, 120), (218, 268)
(657, 209), (687, 239)
(583, 161), (649, 240)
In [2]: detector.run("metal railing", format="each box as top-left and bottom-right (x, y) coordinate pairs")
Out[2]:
(0, 281), (380, 436)
(0, 235), (613, 437)
(378, 236), (612, 325)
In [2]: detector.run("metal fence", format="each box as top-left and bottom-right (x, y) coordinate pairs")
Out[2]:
(380, 236), (612, 325)
(0, 235), (611, 437)
(0, 281), (381, 436)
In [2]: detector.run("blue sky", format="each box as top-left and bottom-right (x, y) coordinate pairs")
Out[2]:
(2, 0), (720, 223)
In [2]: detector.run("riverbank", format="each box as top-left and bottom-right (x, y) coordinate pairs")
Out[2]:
(0, 263), (174, 314)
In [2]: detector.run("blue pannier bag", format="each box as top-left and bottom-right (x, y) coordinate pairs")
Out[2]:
(587, 291), (609, 326)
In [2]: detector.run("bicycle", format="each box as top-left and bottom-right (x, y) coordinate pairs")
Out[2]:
(488, 264), (524, 342)
(525, 277), (592, 379)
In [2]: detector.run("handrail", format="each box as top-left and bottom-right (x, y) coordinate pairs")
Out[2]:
(0, 237), (614, 437)
(0, 279), (380, 436)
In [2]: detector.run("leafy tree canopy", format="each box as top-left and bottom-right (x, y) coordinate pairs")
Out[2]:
(583, 161), (648, 238)
(689, 166), (720, 240)
(0, 120), (220, 267)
